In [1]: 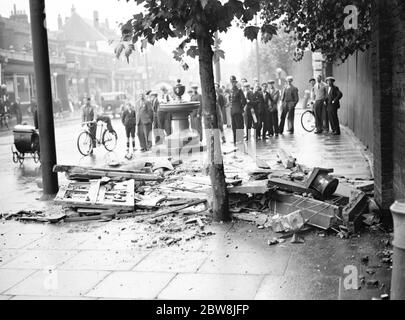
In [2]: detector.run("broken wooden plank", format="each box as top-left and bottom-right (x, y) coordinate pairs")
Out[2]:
(277, 149), (296, 169)
(135, 195), (166, 208)
(256, 158), (271, 169)
(53, 165), (163, 181)
(355, 181), (374, 192)
(151, 199), (208, 219)
(185, 217), (205, 228)
(228, 180), (270, 194)
(54, 180), (135, 210)
(268, 177), (322, 199)
(182, 175), (242, 187)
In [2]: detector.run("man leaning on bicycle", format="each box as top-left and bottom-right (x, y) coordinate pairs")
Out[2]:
(81, 97), (115, 148)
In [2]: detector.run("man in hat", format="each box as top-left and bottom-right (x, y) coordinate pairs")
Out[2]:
(136, 91), (154, 152)
(159, 86), (172, 136)
(229, 75), (247, 145)
(279, 75), (299, 134)
(214, 83), (226, 143)
(190, 84), (203, 142)
(325, 77), (343, 135)
(81, 97), (96, 147)
(121, 101), (137, 157)
(215, 83), (227, 127)
(258, 82), (270, 140)
(151, 92), (164, 145)
(243, 82), (257, 141)
(312, 75), (328, 134)
(253, 84), (266, 141)
(268, 80), (280, 136)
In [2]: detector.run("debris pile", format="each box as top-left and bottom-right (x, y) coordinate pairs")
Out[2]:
(1, 148), (381, 248)
(223, 147), (381, 243)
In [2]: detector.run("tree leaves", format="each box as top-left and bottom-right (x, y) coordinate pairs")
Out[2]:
(114, 43), (125, 59)
(244, 25), (260, 41)
(260, 0), (372, 63)
(116, 0), (371, 66)
(187, 45), (199, 58)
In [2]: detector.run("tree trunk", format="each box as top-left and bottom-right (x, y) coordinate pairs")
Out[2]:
(197, 35), (230, 222)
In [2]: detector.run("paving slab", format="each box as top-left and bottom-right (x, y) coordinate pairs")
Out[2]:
(0, 232), (45, 249)
(4, 270), (109, 297)
(59, 250), (150, 271)
(0, 249), (25, 266)
(0, 250), (78, 270)
(255, 275), (340, 300)
(133, 250), (209, 273)
(158, 273), (264, 300)
(0, 269), (37, 294)
(198, 249), (291, 275)
(76, 233), (141, 251)
(26, 233), (89, 250)
(86, 271), (175, 299)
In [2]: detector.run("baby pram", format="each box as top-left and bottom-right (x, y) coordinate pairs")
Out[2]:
(11, 124), (40, 165)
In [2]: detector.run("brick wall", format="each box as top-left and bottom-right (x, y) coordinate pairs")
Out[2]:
(371, 0), (405, 211)
(333, 0), (405, 212)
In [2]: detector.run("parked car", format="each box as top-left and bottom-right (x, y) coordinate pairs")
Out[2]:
(100, 92), (127, 118)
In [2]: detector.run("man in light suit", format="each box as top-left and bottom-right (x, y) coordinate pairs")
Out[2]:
(279, 76), (299, 134)
(325, 77), (343, 135)
(136, 91), (154, 152)
(312, 75), (328, 134)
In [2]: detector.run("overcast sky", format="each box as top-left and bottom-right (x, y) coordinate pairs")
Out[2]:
(1, 0), (252, 78)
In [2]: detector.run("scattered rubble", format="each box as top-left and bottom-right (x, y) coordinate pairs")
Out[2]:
(1, 147), (382, 253)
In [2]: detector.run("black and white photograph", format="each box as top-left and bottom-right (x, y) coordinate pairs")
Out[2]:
(0, 0), (404, 306)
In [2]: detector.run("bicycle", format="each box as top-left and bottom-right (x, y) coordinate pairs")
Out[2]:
(77, 120), (118, 156)
(301, 103), (316, 132)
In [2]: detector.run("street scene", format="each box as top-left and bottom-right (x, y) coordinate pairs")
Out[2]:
(0, 0), (404, 304)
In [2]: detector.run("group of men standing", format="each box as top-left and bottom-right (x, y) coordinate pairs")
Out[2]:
(228, 75), (300, 145)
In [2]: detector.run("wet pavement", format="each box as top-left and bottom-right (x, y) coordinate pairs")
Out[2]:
(0, 109), (389, 300)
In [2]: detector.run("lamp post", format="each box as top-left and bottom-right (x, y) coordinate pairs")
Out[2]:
(390, 200), (405, 300)
(29, 0), (59, 196)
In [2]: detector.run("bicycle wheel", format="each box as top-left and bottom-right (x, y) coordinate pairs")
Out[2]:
(102, 130), (117, 152)
(77, 131), (93, 156)
(301, 110), (316, 132)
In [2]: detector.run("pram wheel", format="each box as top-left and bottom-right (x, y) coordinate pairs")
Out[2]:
(12, 151), (18, 163)
(33, 151), (40, 163)
(18, 153), (24, 165)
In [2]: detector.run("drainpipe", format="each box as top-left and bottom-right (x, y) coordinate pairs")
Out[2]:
(390, 199), (405, 300)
